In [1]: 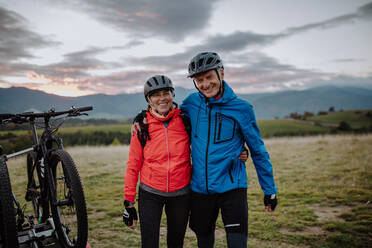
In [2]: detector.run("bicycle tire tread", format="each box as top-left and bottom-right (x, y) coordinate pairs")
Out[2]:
(0, 157), (19, 247)
(49, 150), (88, 248)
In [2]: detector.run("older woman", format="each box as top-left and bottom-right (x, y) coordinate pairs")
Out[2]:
(123, 75), (192, 248)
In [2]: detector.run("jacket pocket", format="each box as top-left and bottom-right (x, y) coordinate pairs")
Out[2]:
(214, 112), (236, 144)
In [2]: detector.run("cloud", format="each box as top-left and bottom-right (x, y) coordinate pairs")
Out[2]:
(188, 2), (372, 55)
(13, 44), (163, 94)
(126, 52), (190, 72)
(220, 52), (330, 93)
(188, 32), (283, 54)
(333, 58), (367, 63)
(41, 68), (161, 95)
(1, 1), (371, 96)
(123, 49), (332, 93)
(56, 0), (219, 42)
(46, 47), (114, 77)
(305, 74), (372, 89)
(123, 1), (372, 71)
(284, 2), (372, 36)
(0, 7), (59, 64)
(112, 39), (144, 49)
(358, 2), (372, 20)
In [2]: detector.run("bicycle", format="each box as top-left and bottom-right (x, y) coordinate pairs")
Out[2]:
(0, 106), (92, 248)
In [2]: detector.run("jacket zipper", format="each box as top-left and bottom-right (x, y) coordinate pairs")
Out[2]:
(218, 113), (222, 140)
(229, 160), (234, 183)
(164, 125), (170, 192)
(205, 103), (213, 193)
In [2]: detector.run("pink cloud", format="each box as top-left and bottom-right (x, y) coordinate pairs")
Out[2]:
(55, 66), (103, 73)
(0, 66), (12, 72)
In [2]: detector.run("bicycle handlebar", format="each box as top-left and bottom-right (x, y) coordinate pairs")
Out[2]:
(0, 114), (15, 119)
(0, 106), (93, 123)
(20, 106), (93, 118)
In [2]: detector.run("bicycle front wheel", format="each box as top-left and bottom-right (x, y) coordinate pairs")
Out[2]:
(26, 152), (50, 223)
(49, 150), (88, 248)
(0, 156), (19, 247)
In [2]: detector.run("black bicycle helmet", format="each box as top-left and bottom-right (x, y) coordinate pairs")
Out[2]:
(144, 75), (174, 100)
(188, 52), (223, 78)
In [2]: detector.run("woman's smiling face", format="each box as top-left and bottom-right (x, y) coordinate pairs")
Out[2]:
(149, 89), (173, 115)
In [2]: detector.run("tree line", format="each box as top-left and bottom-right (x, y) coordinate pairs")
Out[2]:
(2, 111), (372, 155)
(0, 130), (132, 155)
(0, 117), (132, 131)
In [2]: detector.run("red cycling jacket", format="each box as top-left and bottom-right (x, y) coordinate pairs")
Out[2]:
(124, 108), (191, 203)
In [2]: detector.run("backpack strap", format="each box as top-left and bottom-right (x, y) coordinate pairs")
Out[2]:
(134, 109), (191, 147)
(133, 110), (150, 148)
(179, 114), (191, 138)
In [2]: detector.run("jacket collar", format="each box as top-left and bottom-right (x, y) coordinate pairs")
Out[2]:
(147, 106), (181, 123)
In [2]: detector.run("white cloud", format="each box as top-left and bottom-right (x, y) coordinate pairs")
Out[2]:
(0, 0), (371, 96)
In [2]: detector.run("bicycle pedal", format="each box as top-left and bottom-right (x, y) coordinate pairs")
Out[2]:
(25, 187), (40, 201)
(25, 191), (32, 201)
(22, 221), (32, 230)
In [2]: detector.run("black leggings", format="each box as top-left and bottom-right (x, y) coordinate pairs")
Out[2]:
(138, 188), (191, 248)
(189, 188), (248, 248)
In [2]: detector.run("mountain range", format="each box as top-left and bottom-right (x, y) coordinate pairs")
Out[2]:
(1, 86), (372, 119)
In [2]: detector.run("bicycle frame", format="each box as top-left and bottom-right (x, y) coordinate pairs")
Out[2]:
(1, 106), (92, 247)
(2, 118), (62, 248)
(5, 116), (61, 158)
(7, 116), (62, 211)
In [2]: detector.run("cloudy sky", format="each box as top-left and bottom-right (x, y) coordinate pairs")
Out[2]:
(0, 0), (371, 96)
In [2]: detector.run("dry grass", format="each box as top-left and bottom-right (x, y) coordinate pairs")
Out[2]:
(6, 134), (372, 247)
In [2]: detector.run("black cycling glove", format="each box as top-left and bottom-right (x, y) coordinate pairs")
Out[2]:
(264, 194), (278, 211)
(123, 200), (138, 227)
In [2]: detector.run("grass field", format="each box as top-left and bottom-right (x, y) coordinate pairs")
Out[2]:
(1, 119), (330, 138)
(6, 134), (371, 247)
(307, 109), (372, 129)
(2, 109), (371, 140)
(0, 124), (132, 136)
(257, 119), (330, 137)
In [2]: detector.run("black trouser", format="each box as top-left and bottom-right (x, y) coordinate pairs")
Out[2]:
(138, 188), (191, 248)
(189, 188), (248, 248)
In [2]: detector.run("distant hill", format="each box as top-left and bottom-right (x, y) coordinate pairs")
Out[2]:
(1, 85), (372, 119)
(243, 86), (372, 119)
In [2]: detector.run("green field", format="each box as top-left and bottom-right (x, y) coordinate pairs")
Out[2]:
(1, 109), (372, 155)
(59, 124), (131, 134)
(0, 117), (344, 138)
(308, 109), (372, 129)
(0, 124), (132, 136)
(257, 119), (330, 137)
(6, 134), (372, 247)
(2, 109), (371, 138)
(0, 124), (133, 154)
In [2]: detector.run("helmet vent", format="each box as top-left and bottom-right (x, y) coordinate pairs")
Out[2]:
(206, 57), (214, 65)
(187, 52), (223, 78)
(152, 76), (159, 85)
(190, 62), (195, 70)
(144, 75), (174, 98)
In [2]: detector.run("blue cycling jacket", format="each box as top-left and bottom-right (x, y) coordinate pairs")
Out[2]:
(181, 81), (277, 195)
